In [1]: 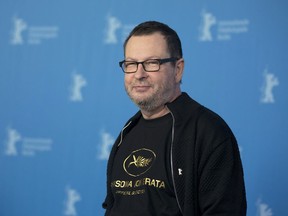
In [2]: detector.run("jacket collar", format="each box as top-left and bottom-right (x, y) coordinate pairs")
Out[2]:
(127, 92), (201, 125)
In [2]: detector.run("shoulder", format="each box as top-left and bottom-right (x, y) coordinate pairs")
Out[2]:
(169, 92), (235, 147)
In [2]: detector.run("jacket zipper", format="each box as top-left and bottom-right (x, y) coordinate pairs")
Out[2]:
(169, 110), (183, 214)
(117, 121), (132, 147)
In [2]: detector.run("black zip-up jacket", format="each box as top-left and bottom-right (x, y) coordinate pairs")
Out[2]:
(103, 92), (247, 215)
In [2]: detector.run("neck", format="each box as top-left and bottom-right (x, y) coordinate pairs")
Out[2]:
(140, 90), (182, 119)
(141, 105), (170, 120)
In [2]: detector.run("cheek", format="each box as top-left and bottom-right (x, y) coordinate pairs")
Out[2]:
(159, 72), (175, 84)
(124, 76), (131, 84)
(124, 76), (133, 90)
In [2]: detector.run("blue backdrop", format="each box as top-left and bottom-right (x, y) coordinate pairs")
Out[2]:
(1, 0), (287, 215)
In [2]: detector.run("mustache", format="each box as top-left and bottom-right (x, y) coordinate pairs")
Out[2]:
(131, 80), (152, 86)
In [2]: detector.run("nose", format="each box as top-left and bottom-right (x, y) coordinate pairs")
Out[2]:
(134, 63), (148, 79)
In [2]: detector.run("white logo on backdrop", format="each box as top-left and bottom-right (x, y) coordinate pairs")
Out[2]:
(256, 198), (273, 216)
(3, 127), (52, 157)
(198, 9), (249, 41)
(199, 10), (217, 41)
(260, 68), (279, 104)
(10, 16), (28, 45)
(10, 15), (59, 45)
(4, 127), (22, 156)
(104, 14), (134, 44)
(69, 72), (87, 102)
(64, 186), (81, 216)
(104, 15), (122, 44)
(98, 130), (115, 160)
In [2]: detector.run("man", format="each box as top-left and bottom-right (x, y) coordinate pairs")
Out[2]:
(103, 21), (246, 215)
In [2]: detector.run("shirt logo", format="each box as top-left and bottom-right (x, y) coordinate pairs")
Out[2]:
(128, 155), (153, 168)
(123, 148), (156, 177)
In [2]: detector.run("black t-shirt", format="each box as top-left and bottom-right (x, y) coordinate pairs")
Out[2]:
(109, 114), (181, 216)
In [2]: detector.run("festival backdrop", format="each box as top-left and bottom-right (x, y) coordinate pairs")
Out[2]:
(0, 0), (287, 215)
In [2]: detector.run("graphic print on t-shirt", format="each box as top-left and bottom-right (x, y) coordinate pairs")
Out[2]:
(111, 146), (166, 196)
(123, 148), (156, 177)
(110, 114), (174, 197)
(109, 114), (182, 215)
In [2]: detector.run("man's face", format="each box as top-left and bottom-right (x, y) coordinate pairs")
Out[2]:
(124, 33), (182, 112)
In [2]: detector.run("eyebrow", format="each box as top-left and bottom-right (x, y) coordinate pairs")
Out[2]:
(124, 56), (162, 61)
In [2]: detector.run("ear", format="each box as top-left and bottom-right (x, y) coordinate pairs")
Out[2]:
(175, 58), (184, 83)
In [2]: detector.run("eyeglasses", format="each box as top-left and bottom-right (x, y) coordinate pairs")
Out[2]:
(119, 57), (179, 73)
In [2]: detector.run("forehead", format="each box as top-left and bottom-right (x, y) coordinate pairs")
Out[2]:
(125, 33), (168, 59)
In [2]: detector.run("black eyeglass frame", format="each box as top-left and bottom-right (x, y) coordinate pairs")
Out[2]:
(119, 57), (179, 73)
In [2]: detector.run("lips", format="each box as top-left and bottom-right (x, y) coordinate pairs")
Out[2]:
(131, 81), (151, 91)
(133, 85), (150, 92)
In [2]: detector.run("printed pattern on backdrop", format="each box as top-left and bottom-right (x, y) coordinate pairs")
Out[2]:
(0, 0), (287, 216)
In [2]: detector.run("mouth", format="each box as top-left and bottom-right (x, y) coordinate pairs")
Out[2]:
(133, 85), (151, 92)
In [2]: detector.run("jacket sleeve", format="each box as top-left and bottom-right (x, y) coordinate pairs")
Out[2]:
(102, 198), (111, 216)
(198, 136), (247, 215)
